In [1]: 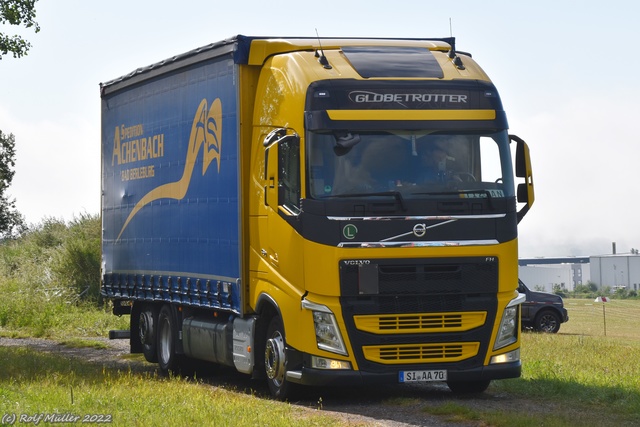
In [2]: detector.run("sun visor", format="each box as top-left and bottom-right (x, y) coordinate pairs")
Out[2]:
(341, 46), (444, 78)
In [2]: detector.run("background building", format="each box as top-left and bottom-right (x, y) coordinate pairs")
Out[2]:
(519, 257), (590, 292)
(590, 255), (640, 292)
(519, 253), (640, 292)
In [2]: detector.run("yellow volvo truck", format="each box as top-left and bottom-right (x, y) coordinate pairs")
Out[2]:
(101, 35), (534, 399)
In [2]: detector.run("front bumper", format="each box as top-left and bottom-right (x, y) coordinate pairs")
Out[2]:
(286, 359), (521, 387)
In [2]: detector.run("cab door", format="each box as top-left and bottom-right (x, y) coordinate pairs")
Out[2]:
(263, 129), (305, 293)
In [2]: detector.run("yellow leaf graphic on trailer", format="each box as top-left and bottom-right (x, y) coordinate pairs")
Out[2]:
(117, 98), (222, 240)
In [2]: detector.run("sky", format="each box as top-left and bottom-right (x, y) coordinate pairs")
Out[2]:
(0, 0), (639, 258)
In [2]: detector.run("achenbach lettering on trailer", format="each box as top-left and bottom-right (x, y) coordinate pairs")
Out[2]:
(112, 123), (165, 166)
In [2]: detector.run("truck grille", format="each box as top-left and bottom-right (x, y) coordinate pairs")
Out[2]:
(353, 312), (486, 334)
(362, 342), (480, 364)
(339, 256), (498, 370)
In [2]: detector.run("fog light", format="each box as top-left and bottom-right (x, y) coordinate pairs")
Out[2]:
(311, 356), (352, 370)
(490, 348), (520, 364)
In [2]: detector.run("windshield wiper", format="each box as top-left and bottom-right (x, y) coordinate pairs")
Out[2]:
(324, 191), (407, 211)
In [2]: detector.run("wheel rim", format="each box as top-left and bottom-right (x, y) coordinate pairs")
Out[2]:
(159, 317), (171, 365)
(540, 314), (557, 332)
(139, 312), (151, 345)
(265, 331), (285, 385)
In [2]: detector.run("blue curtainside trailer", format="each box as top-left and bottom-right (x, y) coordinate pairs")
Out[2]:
(101, 40), (242, 314)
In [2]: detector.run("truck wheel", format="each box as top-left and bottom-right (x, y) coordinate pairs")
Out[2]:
(157, 305), (181, 374)
(139, 305), (158, 363)
(534, 310), (561, 333)
(264, 315), (294, 400)
(447, 380), (491, 394)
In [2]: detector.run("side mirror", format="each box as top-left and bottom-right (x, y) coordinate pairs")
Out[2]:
(510, 134), (535, 223)
(263, 128), (300, 209)
(264, 127), (298, 148)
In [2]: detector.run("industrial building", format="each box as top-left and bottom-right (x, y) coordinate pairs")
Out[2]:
(590, 255), (640, 292)
(519, 253), (640, 293)
(519, 257), (589, 292)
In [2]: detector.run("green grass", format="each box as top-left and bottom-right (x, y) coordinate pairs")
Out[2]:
(563, 298), (640, 338)
(0, 346), (354, 427)
(3, 294), (640, 427)
(419, 298), (640, 427)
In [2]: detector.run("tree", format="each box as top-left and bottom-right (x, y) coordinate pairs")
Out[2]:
(0, 0), (40, 59)
(552, 283), (567, 298)
(0, 130), (25, 238)
(1, 1), (38, 235)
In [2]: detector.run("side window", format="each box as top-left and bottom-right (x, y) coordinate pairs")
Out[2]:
(479, 136), (503, 183)
(279, 136), (300, 214)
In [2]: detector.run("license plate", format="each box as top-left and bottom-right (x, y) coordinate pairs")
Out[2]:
(399, 369), (447, 383)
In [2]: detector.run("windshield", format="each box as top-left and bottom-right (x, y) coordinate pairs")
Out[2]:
(307, 130), (515, 199)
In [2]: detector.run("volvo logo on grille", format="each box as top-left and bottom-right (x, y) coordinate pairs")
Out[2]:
(413, 223), (427, 237)
(343, 259), (371, 266)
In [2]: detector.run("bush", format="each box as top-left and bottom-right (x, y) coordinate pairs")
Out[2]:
(52, 213), (102, 303)
(0, 213), (102, 306)
(0, 213), (128, 337)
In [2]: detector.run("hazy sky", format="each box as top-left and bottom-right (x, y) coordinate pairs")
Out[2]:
(1, 0), (638, 258)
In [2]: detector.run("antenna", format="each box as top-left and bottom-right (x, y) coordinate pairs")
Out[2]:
(446, 18), (464, 70)
(315, 28), (332, 69)
(448, 18), (456, 59)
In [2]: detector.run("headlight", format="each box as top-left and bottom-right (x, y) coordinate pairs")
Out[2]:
(493, 293), (525, 350)
(302, 300), (348, 356)
(494, 306), (518, 349)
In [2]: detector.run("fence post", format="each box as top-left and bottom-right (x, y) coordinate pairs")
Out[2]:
(594, 296), (609, 336)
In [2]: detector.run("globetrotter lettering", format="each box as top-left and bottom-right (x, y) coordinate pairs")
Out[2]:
(349, 91), (468, 104)
(112, 124), (165, 167)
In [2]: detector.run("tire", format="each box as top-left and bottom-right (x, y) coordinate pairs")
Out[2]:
(157, 305), (182, 374)
(139, 305), (159, 363)
(447, 380), (491, 394)
(534, 310), (561, 333)
(264, 315), (295, 400)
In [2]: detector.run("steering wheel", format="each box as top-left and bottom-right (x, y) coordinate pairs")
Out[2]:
(455, 172), (477, 182)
